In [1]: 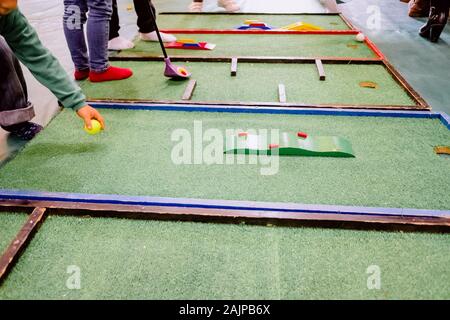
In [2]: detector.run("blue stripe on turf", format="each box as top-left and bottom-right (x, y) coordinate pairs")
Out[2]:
(89, 102), (442, 120)
(437, 112), (450, 130)
(0, 189), (448, 219)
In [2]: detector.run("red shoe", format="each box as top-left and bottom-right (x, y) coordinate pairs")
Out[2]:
(89, 66), (133, 82)
(74, 69), (90, 81)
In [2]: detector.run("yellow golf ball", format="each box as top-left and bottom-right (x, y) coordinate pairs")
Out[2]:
(84, 119), (102, 135)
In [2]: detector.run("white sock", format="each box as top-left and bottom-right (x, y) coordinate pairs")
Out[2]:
(140, 31), (177, 43)
(108, 36), (135, 51)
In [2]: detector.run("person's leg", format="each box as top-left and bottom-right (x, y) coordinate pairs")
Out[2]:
(87, 0), (133, 81)
(63, 0), (90, 80)
(189, 0), (239, 12)
(107, 0), (135, 51)
(109, 0), (120, 40)
(134, 0), (154, 33)
(134, 0), (176, 42)
(86, 0), (112, 73)
(0, 38), (42, 140)
(189, 0), (203, 12)
(217, 0), (240, 12)
(419, 0), (449, 42)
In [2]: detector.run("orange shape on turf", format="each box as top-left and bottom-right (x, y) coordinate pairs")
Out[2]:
(359, 81), (379, 89)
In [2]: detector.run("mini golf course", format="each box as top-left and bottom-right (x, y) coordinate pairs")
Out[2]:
(0, 11), (449, 300)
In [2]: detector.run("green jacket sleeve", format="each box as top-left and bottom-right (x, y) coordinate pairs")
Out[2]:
(0, 8), (86, 111)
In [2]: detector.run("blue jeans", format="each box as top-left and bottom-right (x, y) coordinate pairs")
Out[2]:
(63, 0), (112, 73)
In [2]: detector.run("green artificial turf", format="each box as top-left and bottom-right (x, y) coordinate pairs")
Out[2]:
(0, 215), (449, 299)
(0, 109), (448, 210)
(156, 13), (351, 30)
(0, 212), (28, 254)
(79, 61), (416, 107)
(116, 34), (376, 59)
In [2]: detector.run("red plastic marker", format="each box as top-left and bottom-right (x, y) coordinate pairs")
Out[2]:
(297, 131), (308, 139)
(238, 132), (248, 137)
(269, 144), (279, 149)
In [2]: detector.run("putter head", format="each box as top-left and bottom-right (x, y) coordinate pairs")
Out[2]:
(164, 58), (191, 80)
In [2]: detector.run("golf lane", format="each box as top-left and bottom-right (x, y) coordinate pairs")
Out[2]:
(79, 61), (416, 107)
(0, 109), (448, 210)
(116, 33), (376, 59)
(156, 13), (351, 30)
(1, 213), (450, 299)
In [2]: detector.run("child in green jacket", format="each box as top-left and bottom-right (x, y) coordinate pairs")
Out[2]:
(0, 1), (104, 140)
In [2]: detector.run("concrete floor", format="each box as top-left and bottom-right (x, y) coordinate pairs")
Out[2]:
(340, 0), (450, 114)
(1, 0), (449, 163)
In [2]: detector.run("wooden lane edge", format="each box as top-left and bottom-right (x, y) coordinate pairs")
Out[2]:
(88, 102), (439, 119)
(0, 207), (47, 284)
(382, 60), (432, 110)
(339, 13), (358, 31)
(364, 37), (386, 60)
(0, 200), (449, 230)
(87, 98), (425, 111)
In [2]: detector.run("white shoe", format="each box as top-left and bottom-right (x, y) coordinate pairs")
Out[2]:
(218, 0), (240, 12)
(189, 2), (203, 12)
(108, 36), (135, 51)
(140, 31), (177, 43)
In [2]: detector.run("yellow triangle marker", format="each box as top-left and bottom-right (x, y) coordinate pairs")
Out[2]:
(178, 39), (197, 44)
(280, 22), (323, 31)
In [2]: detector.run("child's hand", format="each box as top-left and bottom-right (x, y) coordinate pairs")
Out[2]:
(76, 105), (105, 130)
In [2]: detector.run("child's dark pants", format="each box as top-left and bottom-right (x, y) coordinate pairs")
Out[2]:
(0, 37), (35, 127)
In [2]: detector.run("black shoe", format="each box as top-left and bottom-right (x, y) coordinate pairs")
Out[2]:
(419, 3), (449, 42)
(2, 121), (43, 140)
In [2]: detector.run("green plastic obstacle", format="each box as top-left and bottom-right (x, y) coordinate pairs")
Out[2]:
(224, 132), (355, 157)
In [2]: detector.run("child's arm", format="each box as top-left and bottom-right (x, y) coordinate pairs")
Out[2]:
(0, 8), (85, 111)
(0, 8), (103, 129)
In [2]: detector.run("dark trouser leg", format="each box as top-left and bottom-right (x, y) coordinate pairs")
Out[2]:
(0, 37), (35, 127)
(133, 0), (156, 33)
(109, 0), (120, 40)
(420, 0), (449, 42)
